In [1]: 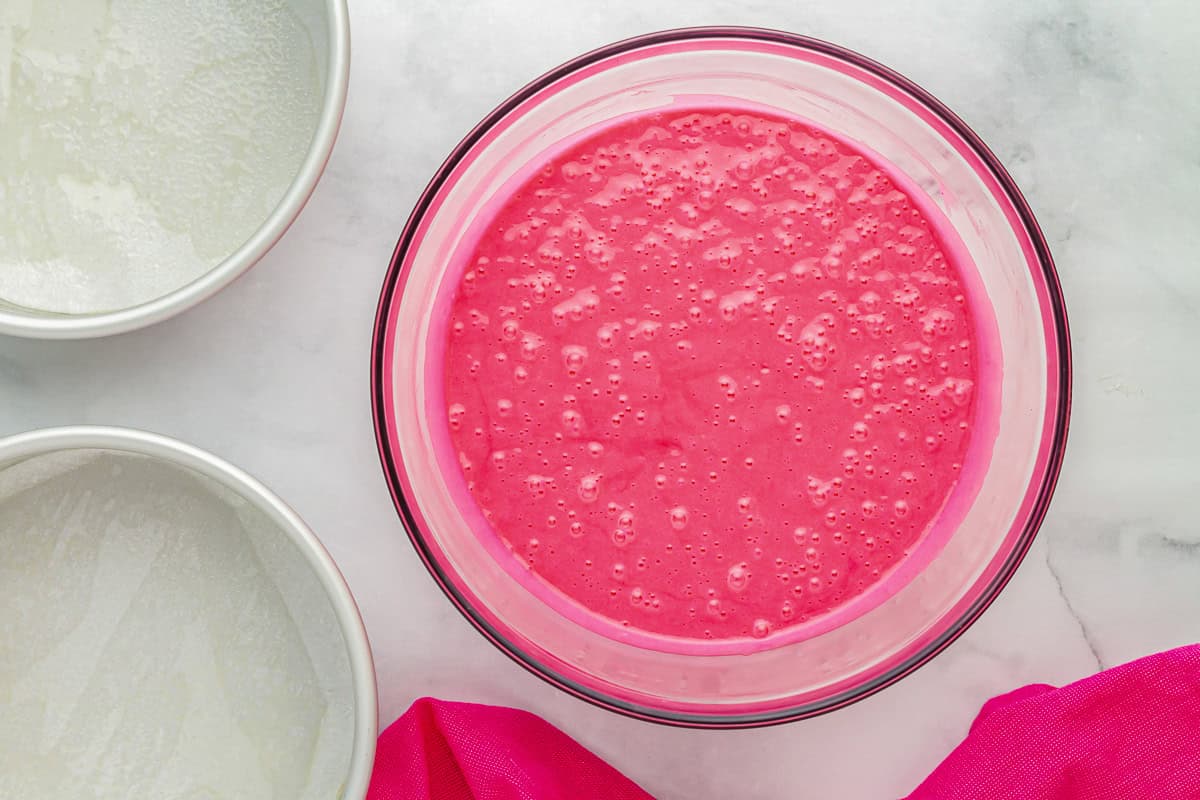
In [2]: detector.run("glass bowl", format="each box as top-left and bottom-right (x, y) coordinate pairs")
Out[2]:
(373, 27), (1070, 727)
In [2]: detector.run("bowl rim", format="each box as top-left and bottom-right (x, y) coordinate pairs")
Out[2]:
(0, 425), (379, 796)
(371, 25), (1072, 728)
(0, 0), (352, 340)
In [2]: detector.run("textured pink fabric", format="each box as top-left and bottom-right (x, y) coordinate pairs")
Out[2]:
(368, 646), (1200, 799)
(906, 644), (1200, 799)
(366, 697), (653, 800)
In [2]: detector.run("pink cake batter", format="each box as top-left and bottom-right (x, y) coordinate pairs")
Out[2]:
(442, 106), (989, 644)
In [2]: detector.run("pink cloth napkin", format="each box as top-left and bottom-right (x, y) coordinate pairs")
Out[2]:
(906, 643), (1200, 799)
(369, 645), (1200, 799)
(367, 697), (653, 800)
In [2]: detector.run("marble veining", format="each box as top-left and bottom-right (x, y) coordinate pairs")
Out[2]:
(0, 1), (1197, 798)
(1045, 546), (1105, 671)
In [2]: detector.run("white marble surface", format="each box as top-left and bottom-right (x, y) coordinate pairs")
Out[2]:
(2, 1), (1198, 797)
